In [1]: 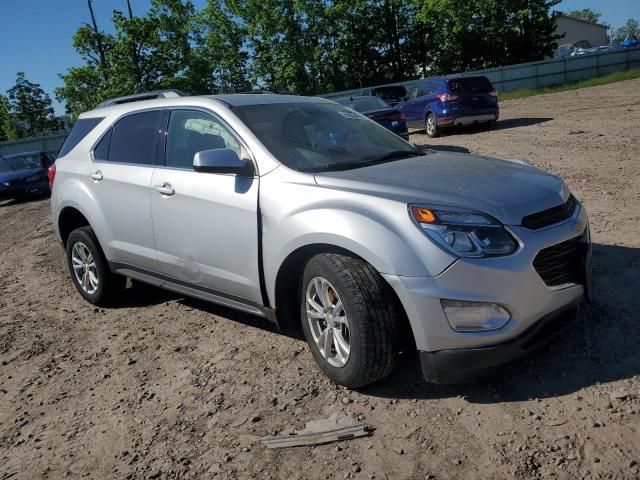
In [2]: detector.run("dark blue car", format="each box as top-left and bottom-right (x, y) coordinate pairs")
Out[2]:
(397, 76), (499, 138)
(0, 151), (53, 201)
(336, 96), (409, 140)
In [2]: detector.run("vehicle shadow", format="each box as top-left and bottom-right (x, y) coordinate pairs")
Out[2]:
(411, 117), (553, 137)
(491, 117), (553, 131)
(0, 193), (50, 208)
(106, 243), (639, 403)
(363, 243), (640, 403)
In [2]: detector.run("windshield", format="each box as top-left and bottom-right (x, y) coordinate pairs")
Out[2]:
(336, 97), (390, 112)
(232, 101), (417, 172)
(0, 154), (41, 172)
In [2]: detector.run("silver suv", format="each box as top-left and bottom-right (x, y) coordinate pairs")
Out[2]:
(50, 91), (591, 387)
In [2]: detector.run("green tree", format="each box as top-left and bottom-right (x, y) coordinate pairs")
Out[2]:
(0, 95), (17, 142)
(415, 0), (562, 74)
(565, 9), (602, 24)
(5, 72), (62, 139)
(57, 0), (203, 117)
(616, 18), (639, 42)
(197, 0), (251, 93)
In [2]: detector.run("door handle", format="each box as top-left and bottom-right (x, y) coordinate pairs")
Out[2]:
(89, 171), (103, 182)
(153, 183), (175, 196)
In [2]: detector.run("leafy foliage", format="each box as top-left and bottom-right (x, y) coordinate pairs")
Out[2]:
(565, 9), (602, 24)
(1, 73), (62, 141)
(55, 0), (564, 117)
(615, 19), (640, 42)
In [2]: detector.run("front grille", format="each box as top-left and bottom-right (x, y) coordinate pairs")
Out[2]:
(533, 234), (588, 287)
(522, 195), (577, 230)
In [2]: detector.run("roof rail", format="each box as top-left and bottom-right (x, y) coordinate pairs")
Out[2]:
(96, 89), (188, 108)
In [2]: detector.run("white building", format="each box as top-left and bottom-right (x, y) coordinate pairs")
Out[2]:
(555, 14), (609, 48)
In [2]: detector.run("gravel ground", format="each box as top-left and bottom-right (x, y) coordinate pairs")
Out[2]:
(1, 79), (639, 480)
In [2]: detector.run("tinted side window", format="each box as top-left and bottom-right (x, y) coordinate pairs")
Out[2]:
(165, 110), (241, 169)
(108, 111), (162, 165)
(58, 117), (104, 158)
(94, 128), (112, 161)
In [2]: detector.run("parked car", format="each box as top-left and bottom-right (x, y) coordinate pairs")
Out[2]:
(397, 76), (499, 138)
(0, 151), (54, 201)
(335, 96), (409, 139)
(50, 91), (590, 388)
(366, 85), (408, 107)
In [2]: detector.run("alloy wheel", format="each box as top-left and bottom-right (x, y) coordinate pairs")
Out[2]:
(426, 115), (436, 136)
(305, 276), (351, 368)
(71, 241), (99, 294)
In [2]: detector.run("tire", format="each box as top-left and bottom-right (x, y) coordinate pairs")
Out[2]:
(300, 253), (400, 388)
(425, 113), (439, 138)
(66, 226), (125, 306)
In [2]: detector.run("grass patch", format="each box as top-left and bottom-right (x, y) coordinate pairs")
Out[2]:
(499, 68), (640, 101)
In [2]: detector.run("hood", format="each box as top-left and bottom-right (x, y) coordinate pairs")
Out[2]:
(313, 152), (569, 225)
(0, 167), (45, 184)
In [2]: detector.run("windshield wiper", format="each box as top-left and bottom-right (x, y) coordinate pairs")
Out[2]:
(300, 149), (422, 173)
(363, 150), (422, 165)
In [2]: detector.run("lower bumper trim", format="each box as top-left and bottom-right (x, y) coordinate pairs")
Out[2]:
(419, 300), (582, 384)
(452, 114), (497, 126)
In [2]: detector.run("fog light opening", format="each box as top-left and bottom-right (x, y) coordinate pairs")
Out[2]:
(441, 300), (511, 332)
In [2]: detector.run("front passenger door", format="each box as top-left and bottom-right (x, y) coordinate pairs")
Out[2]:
(150, 109), (262, 304)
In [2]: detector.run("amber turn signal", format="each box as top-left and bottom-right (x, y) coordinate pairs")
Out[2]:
(411, 206), (438, 224)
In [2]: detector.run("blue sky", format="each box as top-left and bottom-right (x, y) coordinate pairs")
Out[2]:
(1, 0), (638, 114)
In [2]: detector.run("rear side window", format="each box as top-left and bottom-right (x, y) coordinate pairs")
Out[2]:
(57, 117), (104, 158)
(448, 77), (493, 93)
(106, 110), (163, 165)
(93, 129), (111, 161)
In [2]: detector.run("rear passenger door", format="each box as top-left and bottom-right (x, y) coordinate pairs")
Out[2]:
(149, 108), (262, 304)
(86, 110), (162, 272)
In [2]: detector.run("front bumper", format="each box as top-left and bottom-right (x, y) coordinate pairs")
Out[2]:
(419, 300), (581, 383)
(383, 203), (590, 381)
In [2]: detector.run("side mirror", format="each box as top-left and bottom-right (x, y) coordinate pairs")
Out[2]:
(193, 149), (254, 176)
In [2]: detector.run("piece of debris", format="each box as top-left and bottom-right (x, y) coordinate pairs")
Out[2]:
(610, 390), (628, 401)
(272, 387), (314, 411)
(260, 413), (371, 449)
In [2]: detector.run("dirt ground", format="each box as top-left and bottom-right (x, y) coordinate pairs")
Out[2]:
(1, 79), (639, 480)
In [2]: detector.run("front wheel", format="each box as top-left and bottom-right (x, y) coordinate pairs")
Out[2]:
(425, 113), (439, 138)
(300, 253), (400, 388)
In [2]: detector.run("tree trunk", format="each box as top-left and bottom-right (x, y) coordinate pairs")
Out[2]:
(87, 0), (109, 79)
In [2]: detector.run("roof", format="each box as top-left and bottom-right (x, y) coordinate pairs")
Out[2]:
(81, 93), (331, 118)
(0, 151), (43, 159)
(209, 94), (328, 107)
(557, 14), (608, 29)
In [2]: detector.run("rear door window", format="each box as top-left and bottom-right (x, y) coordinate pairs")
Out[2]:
(57, 117), (104, 158)
(106, 111), (163, 165)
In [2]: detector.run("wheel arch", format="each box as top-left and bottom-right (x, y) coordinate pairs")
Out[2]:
(273, 243), (415, 351)
(58, 206), (92, 247)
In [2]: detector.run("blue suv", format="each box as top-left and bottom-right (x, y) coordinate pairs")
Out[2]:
(398, 76), (499, 138)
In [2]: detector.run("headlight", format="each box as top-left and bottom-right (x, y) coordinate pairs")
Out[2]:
(25, 174), (43, 183)
(410, 206), (517, 258)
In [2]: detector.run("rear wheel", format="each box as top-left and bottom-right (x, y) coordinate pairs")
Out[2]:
(66, 226), (125, 306)
(425, 113), (439, 138)
(300, 253), (400, 388)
